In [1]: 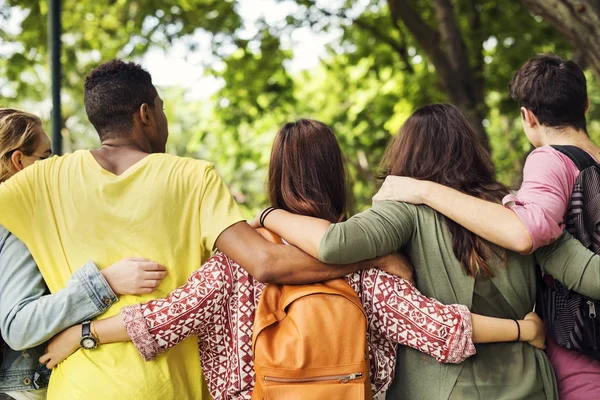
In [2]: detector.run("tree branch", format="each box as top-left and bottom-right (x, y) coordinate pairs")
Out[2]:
(304, 2), (413, 71)
(520, 0), (600, 77)
(434, 0), (470, 73)
(387, 0), (455, 92)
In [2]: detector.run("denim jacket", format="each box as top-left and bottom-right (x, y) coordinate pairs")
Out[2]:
(0, 226), (118, 392)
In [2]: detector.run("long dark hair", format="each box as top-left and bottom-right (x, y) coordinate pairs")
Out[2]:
(268, 119), (347, 224)
(381, 103), (509, 277)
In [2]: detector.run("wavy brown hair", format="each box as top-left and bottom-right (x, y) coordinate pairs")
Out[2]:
(268, 119), (347, 223)
(381, 103), (508, 277)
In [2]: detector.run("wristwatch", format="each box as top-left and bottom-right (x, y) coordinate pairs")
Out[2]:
(80, 321), (99, 350)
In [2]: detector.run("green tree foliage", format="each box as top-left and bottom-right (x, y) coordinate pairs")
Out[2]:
(1, 0), (600, 216)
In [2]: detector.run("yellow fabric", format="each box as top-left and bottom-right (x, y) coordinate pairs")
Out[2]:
(0, 150), (244, 400)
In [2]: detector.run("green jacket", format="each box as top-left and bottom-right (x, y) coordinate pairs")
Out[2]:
(317, 201), (600, 399)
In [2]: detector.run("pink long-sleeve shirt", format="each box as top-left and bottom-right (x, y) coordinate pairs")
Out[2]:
(120, 251), (475, 399)
(504, 145), (600, 399)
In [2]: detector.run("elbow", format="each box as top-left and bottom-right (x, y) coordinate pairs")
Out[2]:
(248, 250), (277, 284)
(2, 329), (30, 351)
(318, 248), (337, 265)
(512, 231), (533, 254)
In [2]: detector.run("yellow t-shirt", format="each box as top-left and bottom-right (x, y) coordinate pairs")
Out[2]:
(0, 150), (244, 400)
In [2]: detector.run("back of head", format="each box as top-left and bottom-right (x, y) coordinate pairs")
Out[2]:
(510, 54), (588, 132)
(268, 119), (348, 223)
(84, 59), (156, 141)
(0, 108), (42, 182)
(381, 103), (508, 276)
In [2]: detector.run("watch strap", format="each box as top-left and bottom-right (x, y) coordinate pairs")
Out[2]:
(82, 321), (92, 338)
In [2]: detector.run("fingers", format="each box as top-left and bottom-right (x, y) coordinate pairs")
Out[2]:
(140, 262), (167, 272)
(144, 271), (167, 280)
(39, 353), (57, 369)
(141, 279), (162, 289)
(39, 353), (51, 365)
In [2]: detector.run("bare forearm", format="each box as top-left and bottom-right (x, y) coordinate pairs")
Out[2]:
(422, 183), (532, 253)
(94, 316), (130, 344)
(265, 244), (373, 284)
(262, 209), (330, 258)
(472, 314), (536, 343)
(217, 222), (363, 284)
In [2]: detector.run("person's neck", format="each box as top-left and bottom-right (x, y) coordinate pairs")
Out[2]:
(90, 138), (153, 176)
(541, 126), (600, 161)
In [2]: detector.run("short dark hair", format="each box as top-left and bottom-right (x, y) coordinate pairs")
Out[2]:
(509, 54), (588, 131)
(84, 59), (157, 140)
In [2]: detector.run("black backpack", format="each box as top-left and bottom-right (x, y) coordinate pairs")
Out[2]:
(538, 145), (600, 359)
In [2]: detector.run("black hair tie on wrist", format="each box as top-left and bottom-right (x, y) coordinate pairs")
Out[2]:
(260, 207), (276, 227)
(512, 319), (521, 342)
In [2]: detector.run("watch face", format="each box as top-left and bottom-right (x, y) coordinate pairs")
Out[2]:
(81, 337), (97, 349)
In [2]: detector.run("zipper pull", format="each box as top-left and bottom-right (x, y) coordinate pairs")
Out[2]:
(588, 301), (597, 318)
(339, 373), (361, 383)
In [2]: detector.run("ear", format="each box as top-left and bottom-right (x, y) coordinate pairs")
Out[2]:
(585, 97), (590, 115)
(139, 103), (152, 126)
(521, 107), (537, 128)
(10, 150), (25, 172)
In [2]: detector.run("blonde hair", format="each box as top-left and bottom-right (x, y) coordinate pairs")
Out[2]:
(0, 108), (42, 182)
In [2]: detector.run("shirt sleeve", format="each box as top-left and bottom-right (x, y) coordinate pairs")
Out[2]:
(319, 201), (415, 264)
(199, 165), (245, 252)
(503, 147), (577, 251)
(0, 228), (117, 350)
(366, 269), (475, 364)
(121, 252), (229, 361)
(0, 162), (39, 242)
(535, 231), (600, 300)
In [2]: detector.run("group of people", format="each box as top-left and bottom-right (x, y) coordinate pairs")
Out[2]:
(0, 53), (598, 400)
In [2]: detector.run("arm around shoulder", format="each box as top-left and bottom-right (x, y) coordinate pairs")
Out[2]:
(319, 201), (415, 264)
(0, 230), (117, 349)
(215, 221), (378, 285)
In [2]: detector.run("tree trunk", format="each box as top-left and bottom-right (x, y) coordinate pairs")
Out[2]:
(520, 0), (600, 77)
(387, 0), (489, 148)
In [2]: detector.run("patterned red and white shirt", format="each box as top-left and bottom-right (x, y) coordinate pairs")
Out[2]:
(121, 252), (475, 399)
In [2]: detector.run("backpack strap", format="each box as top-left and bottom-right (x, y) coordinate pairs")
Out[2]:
(551, 145), (597, 171)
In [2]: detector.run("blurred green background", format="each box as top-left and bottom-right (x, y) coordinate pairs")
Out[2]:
(2, 0), (600, 217)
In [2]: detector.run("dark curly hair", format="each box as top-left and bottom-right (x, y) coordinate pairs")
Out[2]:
(84, 59), (157, 140)
(509, 54), (588, 132)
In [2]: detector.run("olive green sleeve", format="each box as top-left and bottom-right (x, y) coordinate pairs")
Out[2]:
(318, 201), (415, 264)
(535, 231), (600, 299)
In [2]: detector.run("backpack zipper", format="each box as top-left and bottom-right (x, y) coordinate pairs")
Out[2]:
(588, 301), (597, 318)
(264, 373), (363, 384)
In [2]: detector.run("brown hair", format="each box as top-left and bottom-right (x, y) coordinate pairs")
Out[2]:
(381, 103), (508, 277)
(268, 119), (347, 223)
(0, 108), (42, 183)
(510, 54), (588, 132)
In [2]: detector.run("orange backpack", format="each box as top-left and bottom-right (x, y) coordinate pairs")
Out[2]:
(251, 229), (372, 400)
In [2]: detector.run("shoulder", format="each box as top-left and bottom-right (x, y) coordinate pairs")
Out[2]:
(371, 200), (419, 215)
(149, 154), (218, 188)
(525, 146), (577, 173)
(151, 153), (214, 172)
(523, 146), (579, 191)
(371, 201), (438, 222)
